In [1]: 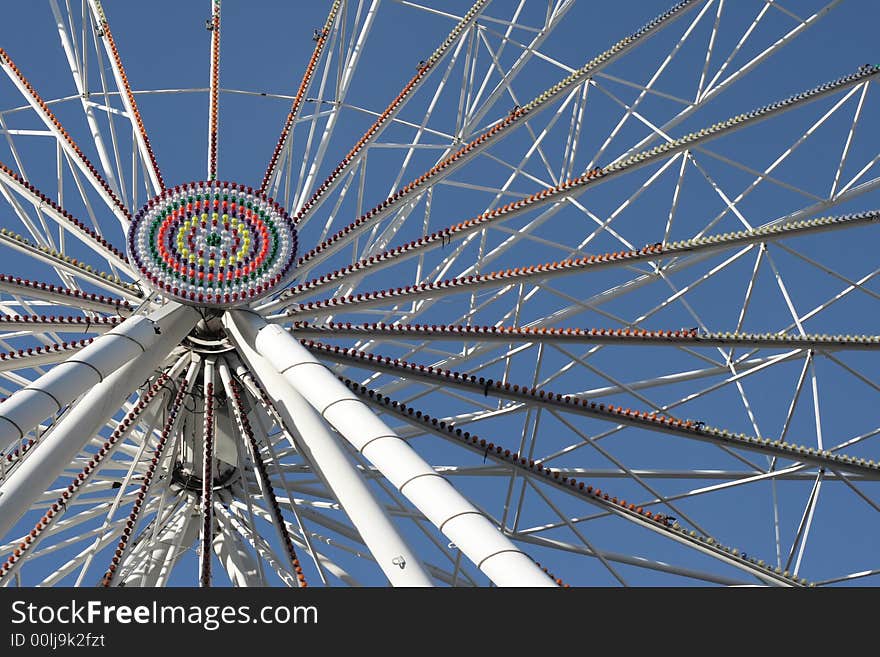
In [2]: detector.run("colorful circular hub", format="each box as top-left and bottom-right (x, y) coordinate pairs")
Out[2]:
(128, 181), (297, 307)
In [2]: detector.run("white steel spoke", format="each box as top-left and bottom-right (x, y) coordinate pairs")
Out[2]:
(260, 1), (342, 194)
(286, 1), (709, 283)
(314, 340), (878, 478)
(273, 63), (879, 309)
(275, 211), (880, 319)
(86, 0), (165, 194)
(292, 0), (492, 228)
(348, 378), (804, 585)
(0, 49), (131, 229)
(50, 0), (121, 199)
(618, 0), (844, 160)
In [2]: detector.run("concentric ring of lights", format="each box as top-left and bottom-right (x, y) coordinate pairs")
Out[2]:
(128, 181), (297, 308)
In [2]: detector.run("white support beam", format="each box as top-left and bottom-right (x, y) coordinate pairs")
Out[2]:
(290, 322), (880, 352)
(0, 303), (199, 538)
(225, 309), (555, 587)
(285, 0), (705, 280)
(0, 162), (131, 272)
(0, 315), (121, 334)
(292, 0), (493, 227)
(0, 274), (133, 315)
(0, 340), (92, 374)
(259, 0), (342, 194)
(274, 210), (880, 319)
(0, 228), (139, 300)
(222, 331), (434, 587)
(0, 303), (197, 455)
(121, 496), (197, 587)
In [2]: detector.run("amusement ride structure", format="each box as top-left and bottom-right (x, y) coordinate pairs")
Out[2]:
(0, 0), (877, 587)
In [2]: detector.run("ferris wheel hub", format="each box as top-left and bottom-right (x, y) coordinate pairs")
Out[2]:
(127, 181), (298, 309)
(171, 460), (239, 492)
(181, 316), (235, 354)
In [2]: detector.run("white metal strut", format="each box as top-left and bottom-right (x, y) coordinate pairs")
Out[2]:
(224, 323), (434, 586)
(226, 309), (555, 587)
(0, 302), (199, 538)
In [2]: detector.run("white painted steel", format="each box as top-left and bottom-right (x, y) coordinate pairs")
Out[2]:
(0, 54), (131, 230)
(226, 309), (554, 587)
(85, 0), (163, 196)
(128, 499), (199, 587)
(222, 322), (434, 587)
(51, 0), (122, 199)
(0, 302), (198, 538)
(213, 501), (262, 587)
(0, 303), (197, 454)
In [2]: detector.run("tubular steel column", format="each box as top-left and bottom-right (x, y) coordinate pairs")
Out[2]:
(221, 337), (434, 587)
(225, 310), (554, 587)
(0, 303), (200, 539)
(0, 303), (198, 455)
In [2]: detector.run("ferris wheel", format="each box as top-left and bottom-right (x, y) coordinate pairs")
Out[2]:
(0, 0), (877, 587)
